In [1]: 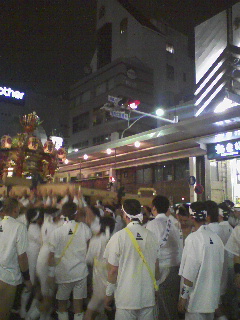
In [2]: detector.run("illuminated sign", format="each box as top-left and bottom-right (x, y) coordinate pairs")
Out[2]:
(50, 136), (63, 150)
(0, 87), (25, 100)
(207, 138), (240, 160)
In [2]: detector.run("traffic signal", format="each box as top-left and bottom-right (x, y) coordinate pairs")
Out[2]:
(107, 95), (140, 110)
(127, 99), (140, 110)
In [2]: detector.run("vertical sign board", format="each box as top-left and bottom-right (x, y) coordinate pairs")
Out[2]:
(207, 138), (240, 160)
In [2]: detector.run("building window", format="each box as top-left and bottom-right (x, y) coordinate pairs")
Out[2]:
(174, 160), (189, 180)
(97, 23), (112, 69)
(166, 43), (174, 54)
(81, 90), (91, 103)
(136, 168), (152, 184)
(99, 6), (105, 20)
(120, 18), (128, 34)
(107, 78), (115, 90)
(93, 133), (111, 146)
(75, 96), (81, 106)
(166, 64), (175, 81)
(154, 166), (163, 182)
(183, 72), (187, 82)
(72, 112), (90, 134)
(96, 82), (106, 96)
(154, 163), (173, 181)
(92, 106), (104, 126)
(72, 140), (89, 150)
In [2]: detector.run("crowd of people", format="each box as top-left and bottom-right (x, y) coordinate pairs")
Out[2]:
(0, 187), (239, 320)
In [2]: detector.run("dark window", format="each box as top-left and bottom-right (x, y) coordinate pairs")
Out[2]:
(183, 72), (187, 82)
(174, 160), (189, 180)
(93, 133), (111, 146)
(163, 164), (173, 181)
(72, 112), (89, 134)
(136, 168), (152, 184)
(92, 107), (104, 126)
(99, 6), (105, 19)
(120, 18), (128, 34)
(166, 64), (175, 81)
(154, 166), (163, 182)
(72, 140), (89, 150)
(97, 23), (112, 69)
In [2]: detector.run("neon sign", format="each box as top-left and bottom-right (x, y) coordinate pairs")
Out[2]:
(0, 86), (25, 100)
(207, 138), (240, 159)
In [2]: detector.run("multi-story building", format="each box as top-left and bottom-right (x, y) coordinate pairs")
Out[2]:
(56, 2), (240, 206)
(0, 84), (68, 145)
(68, 0), (194, 152)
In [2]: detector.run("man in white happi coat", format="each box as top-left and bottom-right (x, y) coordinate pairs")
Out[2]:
(146, 195), (182, 320)
(178, 201), (224, 320)
(0, 198), (32, 320)
(104, 199), (159, 320)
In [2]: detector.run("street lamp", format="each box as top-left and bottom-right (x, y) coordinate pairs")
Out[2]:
(156, 108), (165, 117)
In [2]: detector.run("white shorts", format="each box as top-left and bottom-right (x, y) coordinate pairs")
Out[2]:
(87, 293), (105, 313)
(185, 312), (214, 320)
(115, 306), (154, 320)
(56, 277), (87, 301)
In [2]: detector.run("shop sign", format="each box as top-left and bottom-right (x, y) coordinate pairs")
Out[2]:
(0, 86), (25, 104)
(207, 138), (240, 160)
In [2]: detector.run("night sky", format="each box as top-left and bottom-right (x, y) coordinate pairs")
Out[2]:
(0, 0), (238, 95)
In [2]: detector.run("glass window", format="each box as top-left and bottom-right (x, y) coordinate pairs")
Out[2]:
(107, 78), (115, 90)
(96, 82), (106, 96)
(163, 164), (173, 181)
(92, 107), (104, 126)
(120, 18), (128, 34)
(136, 168), (152, 184)
(72, 140), (89, 150)
(183, 72), (187, 82)
(166, 64), (175, 81)
(166, 43), (174, 54)
(174, 160), (189, 180)
(210, 161), (219, 181)
(154, 166), (163, 182)
(99, 6), (105, 20)
(82, 90), (91, 103)
(72, 112), (89, 134)
(92, 133), (111, 146)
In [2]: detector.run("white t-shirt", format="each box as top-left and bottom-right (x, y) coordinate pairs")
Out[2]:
(225, 225), (240, 256)
(49, 220), (92, 284)
(146, 213), (182, 267)
(179, 225), (224, 313)
(0, 216), (28, 285)
(104, 221), (158, 310)
(86, 233), (109, 296)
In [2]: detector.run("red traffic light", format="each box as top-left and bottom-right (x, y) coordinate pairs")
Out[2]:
(128, 99), (140, 109)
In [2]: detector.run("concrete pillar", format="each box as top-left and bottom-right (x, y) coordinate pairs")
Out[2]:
(189, 156), (197, 203)
(204, 155), (211, 200)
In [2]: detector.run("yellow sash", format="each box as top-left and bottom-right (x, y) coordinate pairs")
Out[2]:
(125, 227), (158, 291)
(56, 223), (79, 265)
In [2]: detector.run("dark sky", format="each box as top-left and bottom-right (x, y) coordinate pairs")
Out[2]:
(0, 0), (238, 95)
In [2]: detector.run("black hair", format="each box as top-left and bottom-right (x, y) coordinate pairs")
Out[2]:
(152, 195), (169, 214)
(26, 207), (44, 224)
(190, 201), (207, 222)
(90, 206), (101, 218)
(123, 199), (141, 217)
(176, 205), (189, 217)
(62, 202), (77, 220)
(205, 200), (219, 223)
(99, 216), (115, 234)
(218, 202), (230, 221)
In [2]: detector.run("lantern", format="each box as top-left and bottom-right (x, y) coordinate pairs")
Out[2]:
(43, 140), (54, 154)
(28, 136), (40, 151)
(1, 135), (12, 149)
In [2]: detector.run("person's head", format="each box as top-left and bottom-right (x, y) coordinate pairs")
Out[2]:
(176, 205), (191, 229)
(122, 199), (142, 223)
(61, 202), (77, 220)
(190, 201), (207, 228)
(99, 216), (115, 234)
(152, 195), (169, 216)
(3, 198), (20, 218)
(26, 207), (44, 225)
(205, 200), (219, 223)
(218, 202), (231, 221)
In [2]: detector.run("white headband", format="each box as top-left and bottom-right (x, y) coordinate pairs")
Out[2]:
(122, 205), (143, 223)
(31, 211), (40, 222)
